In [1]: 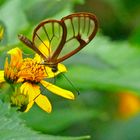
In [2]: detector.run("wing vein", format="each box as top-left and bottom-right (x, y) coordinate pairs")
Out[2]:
(42, 26), (51, 42)
(82, 16), (86, 33)
(71, 19), (75, 36)
(87, 17), (91, 36)
(78, 16), (80, 34)
(35, 33), (50, 54)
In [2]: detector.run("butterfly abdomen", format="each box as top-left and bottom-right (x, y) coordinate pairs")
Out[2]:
(18, 34), (33, 48)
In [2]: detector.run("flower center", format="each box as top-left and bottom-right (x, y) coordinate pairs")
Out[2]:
(18, 58), (46, 83)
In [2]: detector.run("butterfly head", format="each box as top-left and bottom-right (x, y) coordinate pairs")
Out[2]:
(51, 65), (58, 73)
(42, 60), (58, 73)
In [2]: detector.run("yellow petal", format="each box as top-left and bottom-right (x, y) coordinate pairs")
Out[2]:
(7, 47), (22, 59)
(16, 77), (24, 83)
(21, 82), (52, 113)
(41, 80), (75, 100)
(7, 47), (23, 67)
(24, 101), (34, 112)
(8, 47), (19, 54)
(0, 70), (5, 83)
(34, 53), (43, 63)
(20, 82), (40, 102)
(58, 63), (67, 72)
(35, 94), (52, 113)
(38, 40), (51, 57)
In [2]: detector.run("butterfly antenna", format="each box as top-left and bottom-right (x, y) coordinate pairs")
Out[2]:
(61, 73), (80, 95)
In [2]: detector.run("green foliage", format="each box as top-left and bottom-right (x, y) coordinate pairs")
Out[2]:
(21, 106), (99, 133)
(0, 101), (90, 140)
(97, 113), (140, 140)
(0, 0), (140, 140)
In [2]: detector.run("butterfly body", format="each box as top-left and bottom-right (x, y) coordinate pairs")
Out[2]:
(18, 12), (98, 72)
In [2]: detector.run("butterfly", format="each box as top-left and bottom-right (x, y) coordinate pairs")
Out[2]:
(18, 12), (98, 72)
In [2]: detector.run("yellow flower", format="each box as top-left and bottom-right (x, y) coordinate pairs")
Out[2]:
(0, 45), (75, 113)
(18, 42), (75, 112)
(118, 91), (140, 119)
(0, 47), (23, 84)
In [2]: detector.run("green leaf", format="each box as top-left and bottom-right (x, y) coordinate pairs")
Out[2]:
(129, 26), (140, 46)
(0, 0), (7, 6)
(0, 0), (28, 44)
(25, 0), (74, 24)
(21, 105), (99, 133)
(0, 101), (90, 140)
(0, 0), (78, 45)
(98, 113), (140, 140)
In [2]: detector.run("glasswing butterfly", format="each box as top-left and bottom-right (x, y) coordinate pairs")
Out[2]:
(18, 12), (98, 72)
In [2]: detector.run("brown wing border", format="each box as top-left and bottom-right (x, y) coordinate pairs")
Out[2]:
(55, 12), (98, 63)
(32, 19), (67, 62)
(32, 12), (98, 64)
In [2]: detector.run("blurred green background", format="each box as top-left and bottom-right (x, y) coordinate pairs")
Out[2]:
(1, 0), (140, 140)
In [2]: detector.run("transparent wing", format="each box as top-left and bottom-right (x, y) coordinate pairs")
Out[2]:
(55, 12), (98, 63)
(32, 20), (66, 62)
(32, 12), (98, 64)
